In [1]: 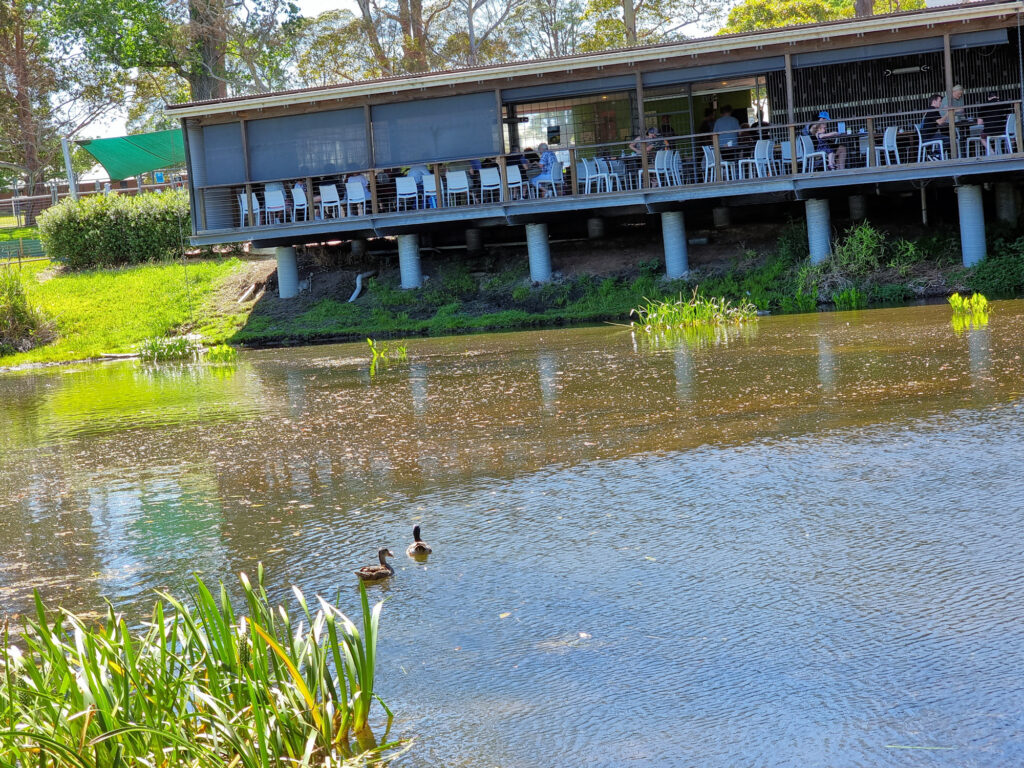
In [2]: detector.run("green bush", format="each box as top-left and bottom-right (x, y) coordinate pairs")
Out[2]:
(37, 190), (190, 269)
(830, 221), (885, 276)
(871, 282), (913, 304)
(0, 267), (55, 355)
(969, 236), (1024, 296)
(832, 286), (868, 310)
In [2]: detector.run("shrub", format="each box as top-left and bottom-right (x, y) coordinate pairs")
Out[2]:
(871, 283), (913, 304)
(887, 238), (925, 276)
(830, 221), (886, 276)
(37, 189), (190, 269)
(0, 267), (55, 356)
(968, 236), (1024, 296)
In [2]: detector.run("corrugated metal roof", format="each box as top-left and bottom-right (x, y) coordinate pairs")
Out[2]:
(166, 0), (1023, 116)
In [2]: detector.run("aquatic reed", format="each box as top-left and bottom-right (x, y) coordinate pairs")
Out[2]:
(630, 290), (758, 333)
(367, 338), (408, 376)
(205, 343), (239, 363)
(831, 287), (868, 311)
(138, 335), (204, 362)
(0, 568), (394, 767)
(949, 292), (990, 332)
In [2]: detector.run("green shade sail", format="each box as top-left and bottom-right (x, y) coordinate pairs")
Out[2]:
(77, 129), (186, 181)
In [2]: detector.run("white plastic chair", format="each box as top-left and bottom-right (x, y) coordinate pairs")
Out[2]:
(799, 134), (827, 172)
(778, 140), (794, 174)
(579, 158), (602, 193)
(238, 192), (261, 226)
(505, 165), (529, 200)
(915, 124), (946, 162)
(396, 176), (418, 211)
(422, 173), (439, 208)
(987, 114), (1017, 155)
(596, 157), (625, 190)
(479, 167), (502, 202)
(739, 140), (774, 178)
(345, 181), (367, 216)
(264, 188), (286, 224)
(446, 170), (471, 206)
(533, 161), (562, 197)
(319, 184), (342, 219)
(701, 145), (736, 182)
(875, 126), (900, 165)
(291, 184), (308, 222)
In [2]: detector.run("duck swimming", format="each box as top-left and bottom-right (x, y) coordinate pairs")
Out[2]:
(406, 525), (432, 556)
(355, 548), (395, 580)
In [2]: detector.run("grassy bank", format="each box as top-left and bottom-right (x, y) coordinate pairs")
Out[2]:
(0, 258), (254, 368)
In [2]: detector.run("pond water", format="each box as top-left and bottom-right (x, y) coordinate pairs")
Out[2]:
(2, 303), (1024, 767)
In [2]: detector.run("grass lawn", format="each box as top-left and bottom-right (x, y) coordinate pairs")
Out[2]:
(1, 258), (252, 367)
(0, 225), (38, 243)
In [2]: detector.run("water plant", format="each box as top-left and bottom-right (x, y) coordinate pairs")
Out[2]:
(631, 290), (758, 332)
(949, 292), (990, 332)
(0, 569), (394, 767)
(367, 337), (408, 375)
(206, 343), (239, 363)
(0, 266), (55, 356)
(139, 335), (205, 362)
(831, 287), (868, 311)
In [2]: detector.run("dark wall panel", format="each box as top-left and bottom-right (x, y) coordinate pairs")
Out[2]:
(203, 123), (246, 186)
(247, 108), (369, 182)
(372, 93), (500, 166)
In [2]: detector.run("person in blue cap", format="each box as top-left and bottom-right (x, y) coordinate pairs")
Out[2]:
(810, 110), (847, 170)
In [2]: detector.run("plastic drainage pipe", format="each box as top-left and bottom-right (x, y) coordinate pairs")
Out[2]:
(526, 223), (552, 283)
(957, 184), (986, 267)
(661, 211), (688, 279)
(398, 234), (422, 289)
(275, 246), (299, 299)
(348, 271), (376, 302)
(805, 199), (832, 265)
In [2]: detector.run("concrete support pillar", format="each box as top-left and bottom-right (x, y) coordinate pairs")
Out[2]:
(586, 217), (605, 239)
(351, 239), (368, 258)
(848, 194), (866, 221)
(957, 184), (987, 267)
(276, 246), (299, 299)
(466, 228), (483, 253)
(661, 210), (689, 279)
(526, 223), (552, 283)
(994, 182), (1018, 224)
(712, 206), (730, 229)
(805, 199), (832, 265)
(398, 233), (422, 289)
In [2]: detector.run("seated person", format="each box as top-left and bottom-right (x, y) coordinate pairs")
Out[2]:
(530, 143), (559, 196)
(941, 84), (968, 124)
(810, 112), (847, 170)
(346, 172), (371, 199)
(976, 93), (1008, 141)
(628, 127), (668, 164)
(523, 147), (540, 169)
(919, 94), (951, 157)
(406, 163), (429, 188)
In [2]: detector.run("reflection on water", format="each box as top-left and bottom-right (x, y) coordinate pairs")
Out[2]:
(2, 302), (1024, 767)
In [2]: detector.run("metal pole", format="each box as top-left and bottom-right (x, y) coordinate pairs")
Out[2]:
(61, 137), (78, 201)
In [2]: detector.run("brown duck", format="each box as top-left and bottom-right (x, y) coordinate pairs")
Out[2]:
(355, 548), (395, 581)
(406, 525), (432, 556)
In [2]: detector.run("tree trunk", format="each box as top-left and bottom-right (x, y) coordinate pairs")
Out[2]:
(9, 2), (44, 224)
(622, 0), (636, 45)
(854, 0), (873, 17)
(188, 0), (228, 101)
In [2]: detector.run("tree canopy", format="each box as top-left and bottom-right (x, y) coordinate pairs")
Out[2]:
(720, 0), (924, 34)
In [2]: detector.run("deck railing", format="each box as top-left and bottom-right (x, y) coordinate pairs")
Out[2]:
(193, 100), (1024, 234)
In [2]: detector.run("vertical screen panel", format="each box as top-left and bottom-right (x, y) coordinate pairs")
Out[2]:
(247, 108), (369, 182)
(372, 93), (500, 166)
(203, 123), (246, 186)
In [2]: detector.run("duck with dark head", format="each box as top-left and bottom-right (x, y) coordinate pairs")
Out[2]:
(355, 548), (395, 581)
(406, 525), (432, 557)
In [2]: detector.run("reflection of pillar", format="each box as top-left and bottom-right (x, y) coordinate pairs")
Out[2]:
(818, 334), (835, 393)
(398, 234), (422, 288)
(661, 210), (688, 279)
(806, 199), (831, 264)
(409, 362), (428, 417)
(276, 246), (299, 298)
(968, 327), (990, 386)
(957, 184), (986, 267)
(285, 368), (305, 416)
(673, 345), (693, 402)
(526, 223), (551, 283)
(537, 352), (558, 412)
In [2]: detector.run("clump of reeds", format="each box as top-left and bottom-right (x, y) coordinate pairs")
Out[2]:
(206, 343), (239, 363)
(1, 567), (394, 768)
(949, 292), (989, 332)
(367, 338), (407, 376)
(630, 290), (758, 333)
(138, 334), (205, 362)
